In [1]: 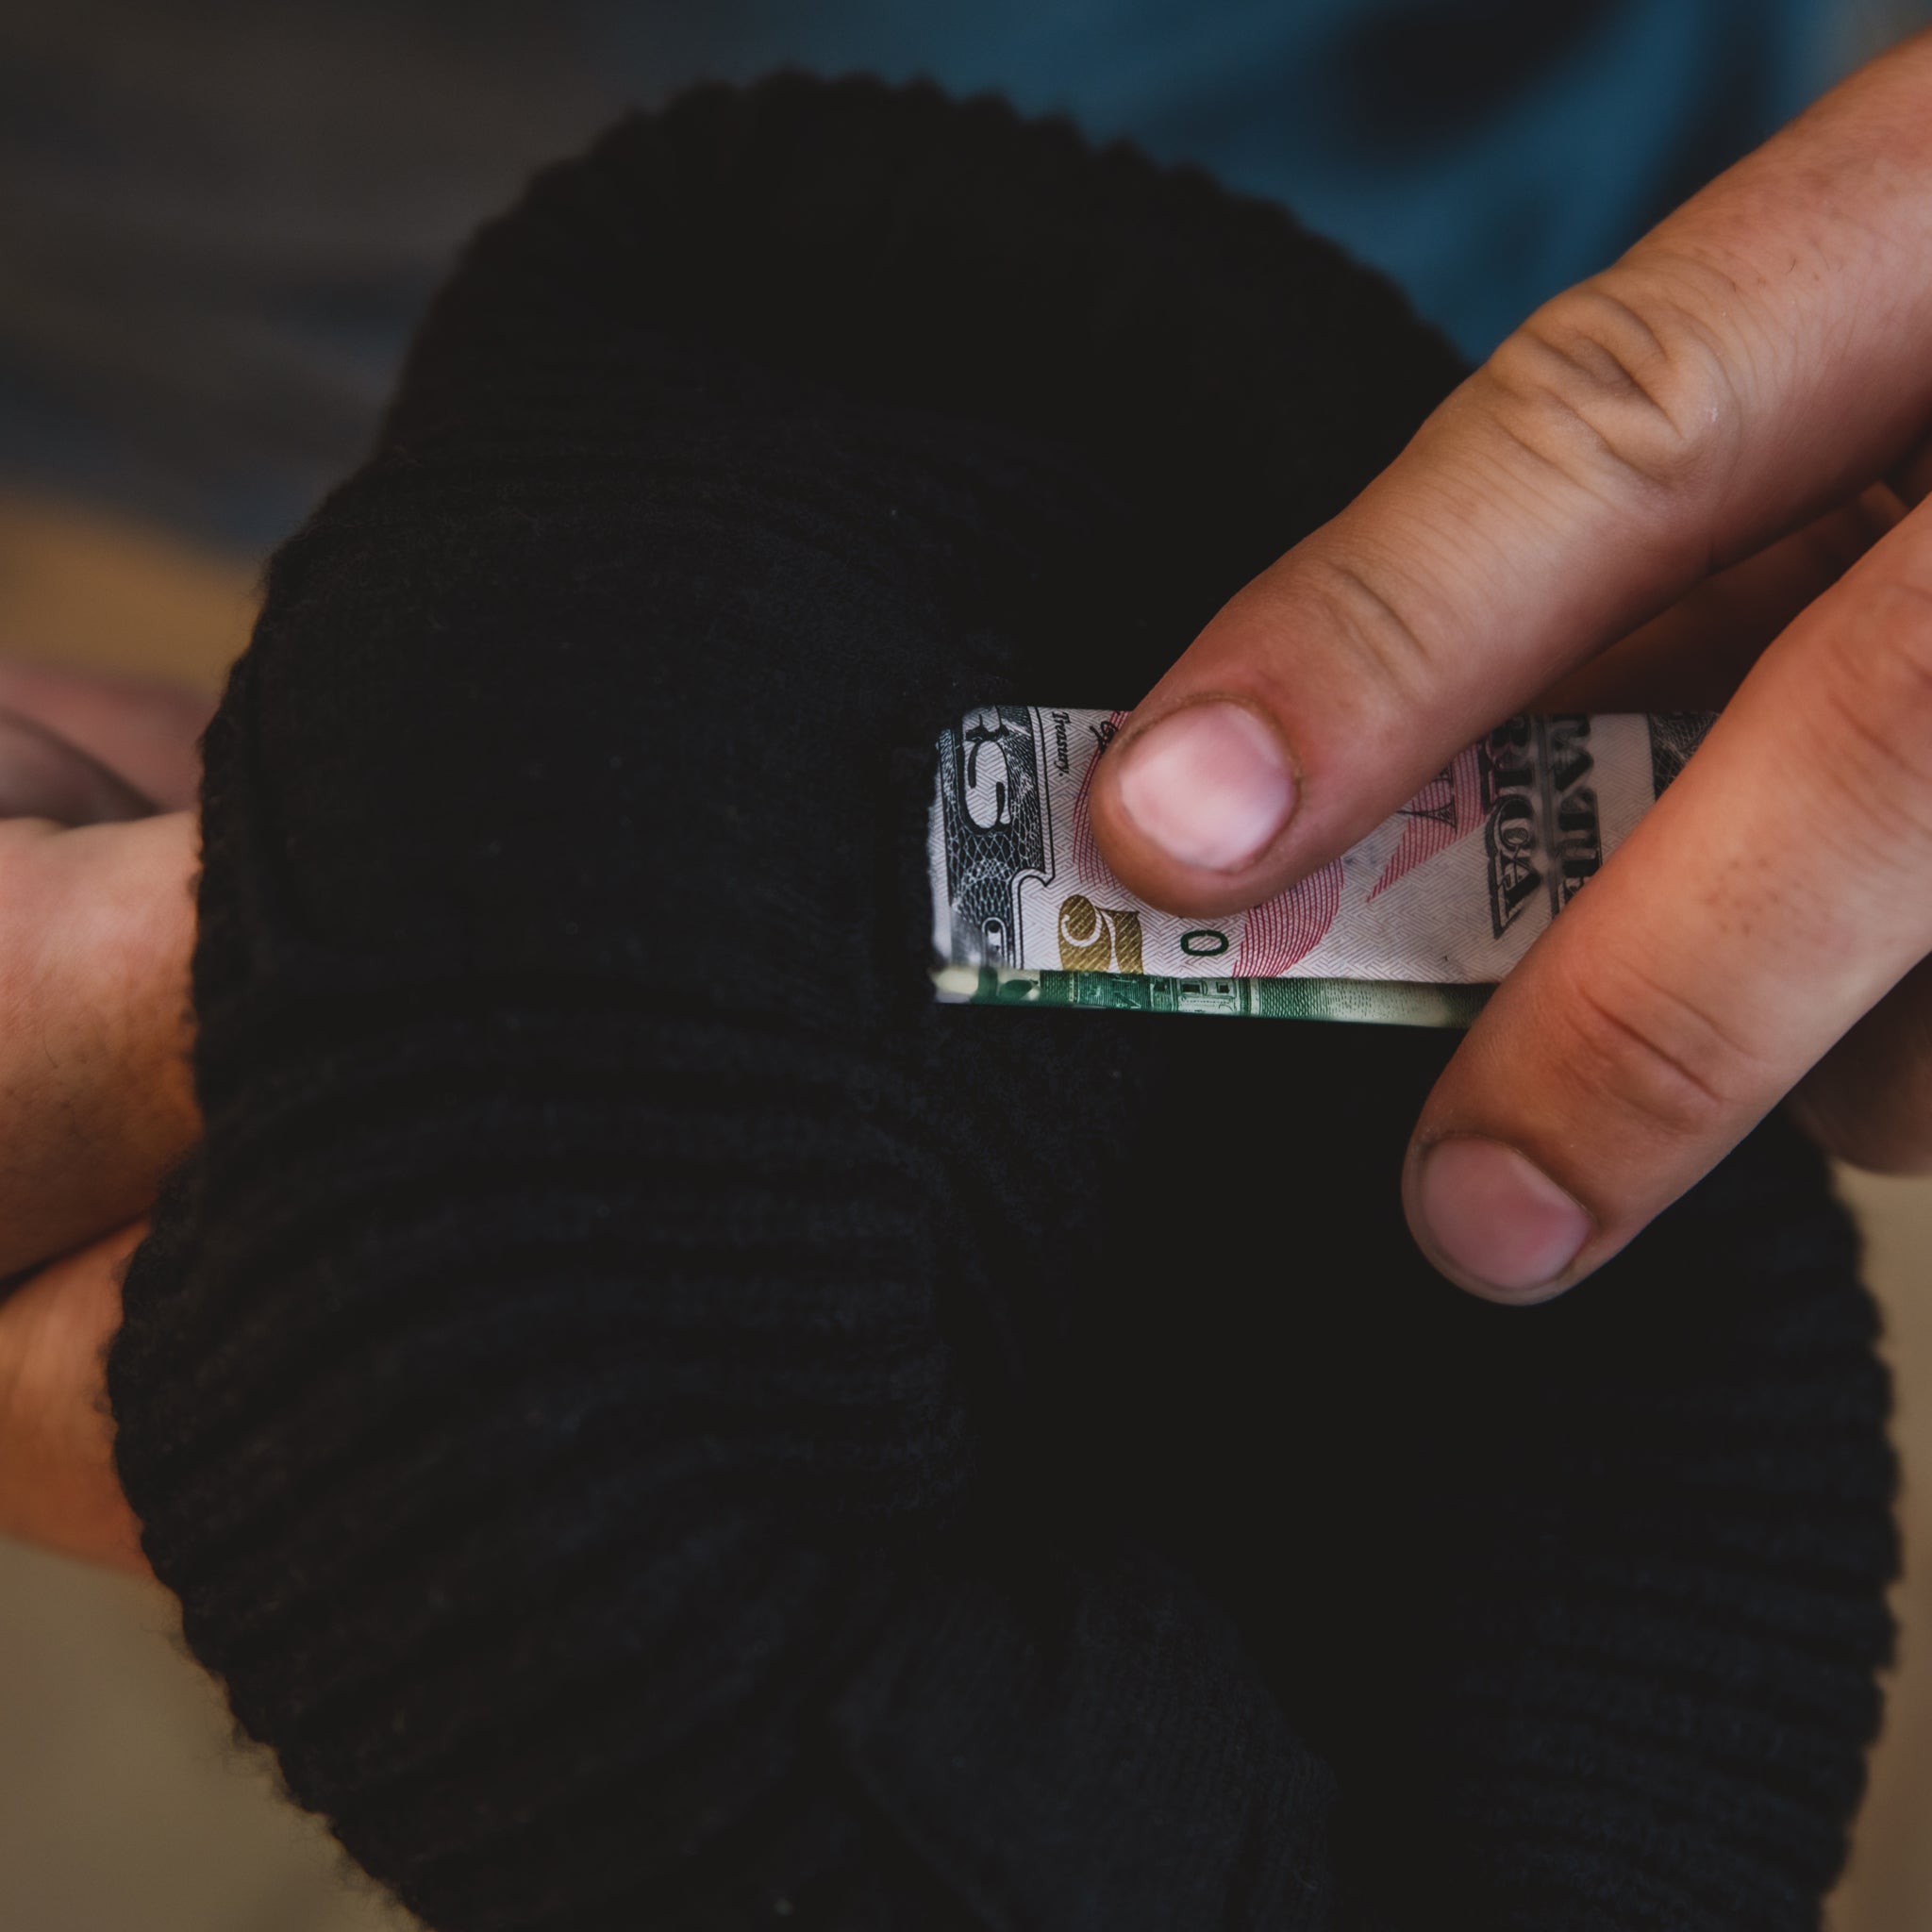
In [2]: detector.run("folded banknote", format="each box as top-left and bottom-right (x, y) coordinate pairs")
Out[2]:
(929, 707), (1711, 1026)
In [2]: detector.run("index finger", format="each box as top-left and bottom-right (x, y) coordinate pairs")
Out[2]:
(1091, 29), (1932, 916)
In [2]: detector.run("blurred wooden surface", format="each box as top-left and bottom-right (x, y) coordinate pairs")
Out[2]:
(0, 492), (1924, 1930)
(0, 490), (258, 689)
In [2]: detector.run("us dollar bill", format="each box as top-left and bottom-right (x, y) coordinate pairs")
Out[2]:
(929, 707), (1712, 1027)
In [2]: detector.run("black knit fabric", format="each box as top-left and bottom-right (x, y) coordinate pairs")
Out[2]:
(108, 76), (1895, 1932)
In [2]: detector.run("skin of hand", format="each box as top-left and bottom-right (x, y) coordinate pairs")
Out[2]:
(1089, 28), (1932, 1304)
(0, 1224), (155, 1572)
(0, 668), (208, 1570)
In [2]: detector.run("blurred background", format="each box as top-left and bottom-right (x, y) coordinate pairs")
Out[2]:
(2, 2), (1930, 1926)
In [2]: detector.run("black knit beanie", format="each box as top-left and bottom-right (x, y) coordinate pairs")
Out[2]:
(108, 76), (1895, 1932)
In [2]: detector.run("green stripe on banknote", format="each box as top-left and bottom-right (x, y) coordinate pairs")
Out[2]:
(932, 965), (1490, 1029)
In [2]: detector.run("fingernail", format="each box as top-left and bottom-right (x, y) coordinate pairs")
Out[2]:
(1412, 1137), (1591, 1300)
(1114, 702), (1295, 874)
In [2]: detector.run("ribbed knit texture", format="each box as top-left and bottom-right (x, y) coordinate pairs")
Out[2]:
(108, 76), (1895, 1931)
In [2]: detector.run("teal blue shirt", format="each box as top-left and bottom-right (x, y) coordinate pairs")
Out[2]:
(0, 0), (1880, 541)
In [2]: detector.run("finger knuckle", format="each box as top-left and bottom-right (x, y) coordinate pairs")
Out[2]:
(1483, 273), (1743, 509)
(1290, 553), (1442, 702)
(1542, 945), (1763, 1146)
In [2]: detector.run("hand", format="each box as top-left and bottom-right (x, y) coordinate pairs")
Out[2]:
(1090, 31), (1932, 1302)
(0, 1224), (156, 1572)
(0, 668), (208, 1568)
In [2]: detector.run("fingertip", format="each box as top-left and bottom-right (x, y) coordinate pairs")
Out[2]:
(0, 664), (213, 814)
(0, 711), (155, 826)
(1405, 1134), (1596, 1305)
(1092, 695), (1301, 914)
